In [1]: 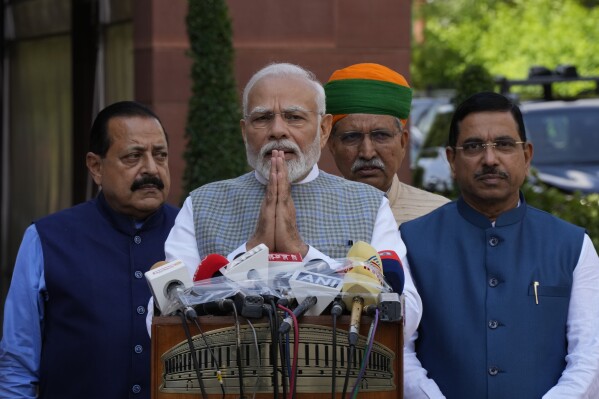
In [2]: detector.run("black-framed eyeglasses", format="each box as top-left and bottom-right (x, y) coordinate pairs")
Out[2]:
(453, 139), (526, 156)
(334, 130), (400, 147)
(245, 110), (318, 129)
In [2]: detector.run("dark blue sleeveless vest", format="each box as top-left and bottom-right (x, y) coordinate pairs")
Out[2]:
(35, 192), (178, 399)
(400, 194), (584, 399)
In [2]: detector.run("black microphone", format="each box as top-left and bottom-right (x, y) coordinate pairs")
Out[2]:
(202, 298), (235, 315)
(330, 296), (346, 317)
(234, 291), (264, 319)
(279, 295), (317, 334)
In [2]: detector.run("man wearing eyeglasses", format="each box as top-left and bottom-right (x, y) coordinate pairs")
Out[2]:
(162, 62), (422, 342)
(324, 63), (449, 227)
(401, 92), (599, 398)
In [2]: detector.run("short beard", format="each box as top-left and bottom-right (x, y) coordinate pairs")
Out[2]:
(246, 129), (322, 183)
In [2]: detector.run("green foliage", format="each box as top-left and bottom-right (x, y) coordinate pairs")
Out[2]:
(452, 64), (496, 106)
(522, 177), (599, 250)
(422, 109), (453, 148)
(182, 0), (248, 202)
(412, 0), (599, 98)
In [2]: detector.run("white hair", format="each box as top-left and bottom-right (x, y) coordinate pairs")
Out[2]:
(242, 63), (326, 116)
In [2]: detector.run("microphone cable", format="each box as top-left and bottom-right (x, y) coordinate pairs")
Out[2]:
(264, 300), (279, 399)
(231, 304), (245, 398)
(330, 298), (345, 399)
(341, 343), (355, 399)
(350, 308), (379, 398)
(246, 319), (261, 399)
(277, 303), (299, 399)
(192, 317), (225, 397)
(178, 311), (208, 398)
(276, 299), (289, 398)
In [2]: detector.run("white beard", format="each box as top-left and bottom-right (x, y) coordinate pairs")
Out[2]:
(246, 129), (322, 183)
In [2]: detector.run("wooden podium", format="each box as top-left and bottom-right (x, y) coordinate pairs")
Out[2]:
(151, 315), (403, 398)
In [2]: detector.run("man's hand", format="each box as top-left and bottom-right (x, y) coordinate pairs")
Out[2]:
(248, 150), (308, 257)
(247, 153), (277, 251)
(272, 151), (309, 256)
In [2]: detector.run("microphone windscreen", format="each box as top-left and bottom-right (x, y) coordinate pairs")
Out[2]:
(346, 240), (383, 275)
(341, 267), (382, 309)
(193, 254), (229, 282)
(379, 250), (405, 294)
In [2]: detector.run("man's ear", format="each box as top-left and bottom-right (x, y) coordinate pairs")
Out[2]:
(319, 113), (333, 148)
(86, 152), (103, 186)
(445, 146), (456, 178)
(240, 119), (247, 143)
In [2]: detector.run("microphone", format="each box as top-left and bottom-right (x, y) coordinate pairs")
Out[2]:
(363, 292), (403, 322)
(202, 298), (236, 315)
(145, 260), (193, 316)
(279, 295), (318, 334)
(330, 296), (346, 317)
(378, 250), (405, 294)
(341, 241), (386, 345)
(342, 267), (382, 346)
(288, 269), (344, 316)
(234, 291), (265, 319)
(220, 244), (269, 282)
(304, 258), (334, 274)
(347, 240), (383, 276)
(193, 253), (229, 282)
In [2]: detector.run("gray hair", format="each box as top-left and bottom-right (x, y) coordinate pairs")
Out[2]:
(242, 63), (326, 116)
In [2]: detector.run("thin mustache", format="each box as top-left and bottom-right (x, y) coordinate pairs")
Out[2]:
(474, 168), (509, 179)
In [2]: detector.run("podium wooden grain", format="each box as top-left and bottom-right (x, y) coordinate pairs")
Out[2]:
(151, 315), (403, 399)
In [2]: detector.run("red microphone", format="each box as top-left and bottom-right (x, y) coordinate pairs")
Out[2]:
(193, 254), (230, 282)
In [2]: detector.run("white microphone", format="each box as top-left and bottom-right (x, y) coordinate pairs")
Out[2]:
(288, 269), (344, 316)
(145, 260), (193, 315)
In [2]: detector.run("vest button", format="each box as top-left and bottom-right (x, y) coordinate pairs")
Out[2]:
(488, 320), (499, 329)
(488, 237), (499, 246)
(489, 277), (499, 287)
(134, 344), (143, 354)
(137, 306), (146, 315)
(488, 366), (500, 376)
(135, 271), (143, 279)
(134, 235), (142, 244)
(132, 384), (141, 394)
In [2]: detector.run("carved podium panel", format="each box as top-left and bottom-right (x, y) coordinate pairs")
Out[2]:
(151, 315), (403, 399)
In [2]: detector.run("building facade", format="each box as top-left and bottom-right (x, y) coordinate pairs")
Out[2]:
(0, 0), (412, 319)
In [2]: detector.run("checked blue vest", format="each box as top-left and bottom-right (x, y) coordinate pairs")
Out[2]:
(190, 171), (383, 259)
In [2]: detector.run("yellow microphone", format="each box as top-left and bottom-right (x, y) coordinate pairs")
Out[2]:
(341, 241), (385, 346)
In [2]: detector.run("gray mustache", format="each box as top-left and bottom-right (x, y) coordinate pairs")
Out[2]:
(351, 158), (385, 173)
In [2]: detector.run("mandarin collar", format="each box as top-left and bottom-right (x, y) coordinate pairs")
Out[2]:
(95, 190), (165, 235)
(457, 192), (527, 229)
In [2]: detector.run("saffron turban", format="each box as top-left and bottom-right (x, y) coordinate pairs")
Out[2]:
(324, 63), (413, 126)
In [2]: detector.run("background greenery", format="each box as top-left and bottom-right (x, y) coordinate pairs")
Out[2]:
(182, 0), (248, 202)
(412, 0), (599, 249)
(412, 0), (599, 99)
